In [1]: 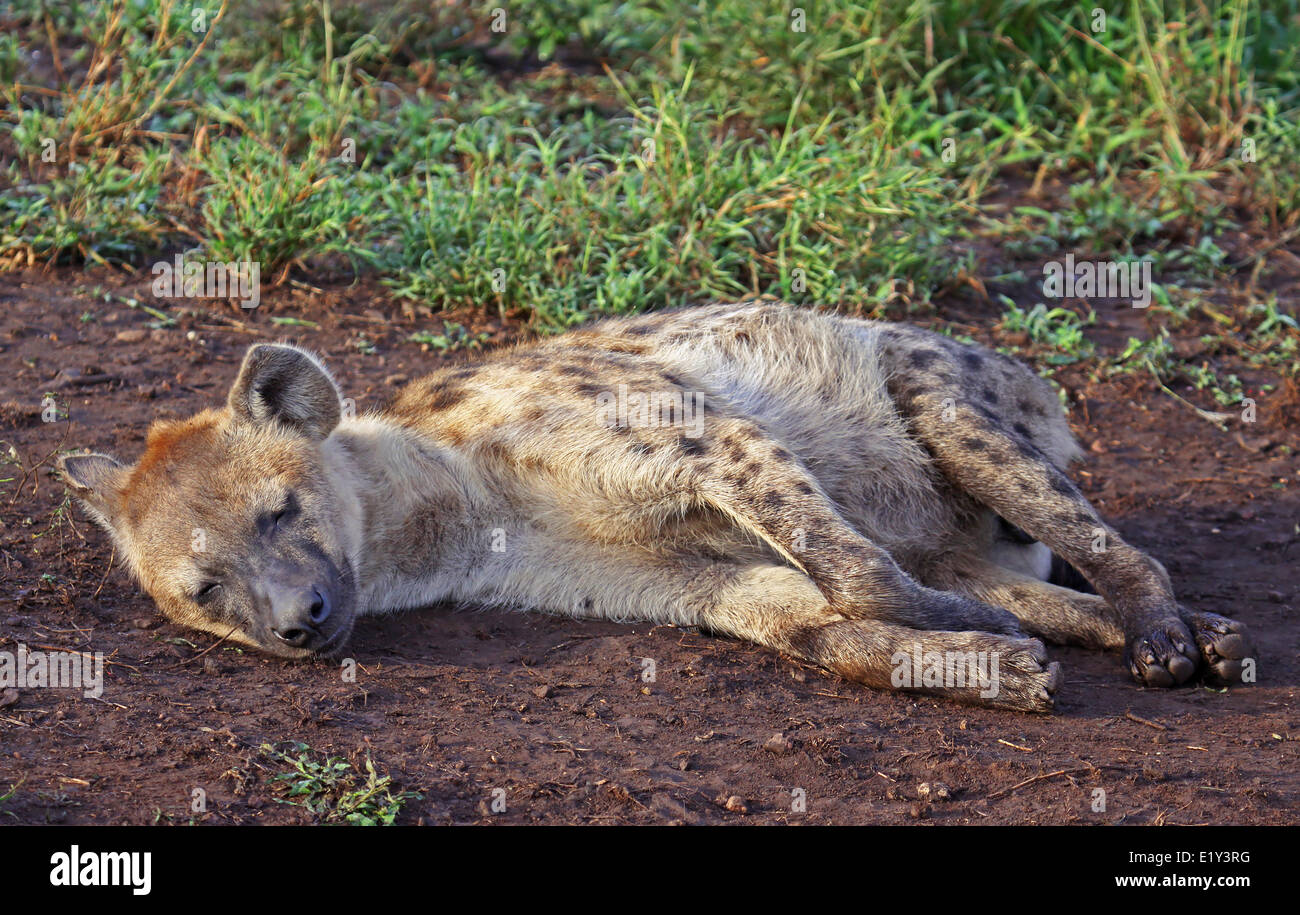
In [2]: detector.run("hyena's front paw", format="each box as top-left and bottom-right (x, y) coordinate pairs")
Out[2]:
(1125, 617), (1199, 687)
(990, 638), (1062, 713)
(1184, 610), (1256, 686)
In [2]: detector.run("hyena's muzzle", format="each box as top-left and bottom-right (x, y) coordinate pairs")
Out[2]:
(244, 543), (356, 658)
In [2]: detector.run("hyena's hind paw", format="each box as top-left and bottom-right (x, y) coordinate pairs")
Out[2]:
(1184, 610), (1256, 687)
(1125, 618), (1200, 688)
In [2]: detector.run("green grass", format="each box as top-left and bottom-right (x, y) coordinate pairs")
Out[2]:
(259, 741), (420, 825)
(1, 0), (1298, 332)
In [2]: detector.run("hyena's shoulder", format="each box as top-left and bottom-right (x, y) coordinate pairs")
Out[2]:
(382, 312), (708, 455)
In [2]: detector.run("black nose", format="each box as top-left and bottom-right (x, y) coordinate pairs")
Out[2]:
(270, 586), (331, 647)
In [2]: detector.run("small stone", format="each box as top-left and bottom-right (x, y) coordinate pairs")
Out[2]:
(533, 685), (553, 699)
(202, 657), (219, 676)
(115, 329), (147, 343)
(130, 617), (157, 630)
(917, 781), (951, 801)
(722, 795), (748, 814)
(384, 374), (409, 386)
(763, 733), (793, 755)
(909, 802), (930, 819)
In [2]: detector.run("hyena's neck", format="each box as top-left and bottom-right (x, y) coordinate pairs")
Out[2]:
(322, 415), (475, 611)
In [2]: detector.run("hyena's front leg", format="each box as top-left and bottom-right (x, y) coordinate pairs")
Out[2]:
(926, 557), (1127, 650)
(704, 564), (1060, 712)
(687, 420), (1024, 635)
(502, 544), (1059, 712)
(890, 388), (1250, 687)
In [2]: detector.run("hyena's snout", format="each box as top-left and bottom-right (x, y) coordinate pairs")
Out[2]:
(265, 577), (330, 649)
(252, 554), (354, 657)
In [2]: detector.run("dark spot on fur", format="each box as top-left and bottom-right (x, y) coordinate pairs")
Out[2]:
(961, 437), (987, 451)
(605, 341), (649, 354)
(628, 440), (654, 457)
(558, 364), (592, 377)
(982, 388), (999, 405)
(574, 383), (604, 397)
(795, 481), (814, 495)
(679, 437), (708, 456)
(963, 351), (984, 370)
(909, 349), (942, 369)
(1048, 474), (1077, 496)
(427, 385), (467, 411)
(1017, 398), (1044, 416)
(761, 491), (785, 510)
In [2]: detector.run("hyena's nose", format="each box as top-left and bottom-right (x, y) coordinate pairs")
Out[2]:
(269, 585), (331, 648)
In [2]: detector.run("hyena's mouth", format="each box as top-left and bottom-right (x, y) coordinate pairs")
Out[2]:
(307, 618), (356, 659)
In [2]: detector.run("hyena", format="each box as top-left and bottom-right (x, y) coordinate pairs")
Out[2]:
(59, 303), (1255, 712)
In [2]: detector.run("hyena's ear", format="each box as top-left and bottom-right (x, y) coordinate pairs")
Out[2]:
(58, 452), (128, 531)
(228, 344), (341, 439)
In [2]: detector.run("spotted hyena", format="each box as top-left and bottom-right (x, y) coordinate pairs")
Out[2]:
(59, 303), (1255, 712)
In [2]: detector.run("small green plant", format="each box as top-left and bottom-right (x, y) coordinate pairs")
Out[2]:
(1109, 330), (1241, 423)
(998, 300), (1095, 364)
(0, 779), (22, 817)
(409, 322), (490, 352)
(260, 742), (419, 826)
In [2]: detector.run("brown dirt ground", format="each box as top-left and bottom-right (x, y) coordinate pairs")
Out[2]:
(0, 258), (1296, 826)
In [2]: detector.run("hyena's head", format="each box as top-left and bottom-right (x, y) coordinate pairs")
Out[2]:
(58, 344), (362, 659)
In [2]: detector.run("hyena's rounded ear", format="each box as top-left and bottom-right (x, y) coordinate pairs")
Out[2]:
(58, 452), (127, 530)
(228, 344), (342, 439)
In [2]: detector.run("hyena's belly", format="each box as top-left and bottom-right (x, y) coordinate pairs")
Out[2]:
(649, 307), (968, 558)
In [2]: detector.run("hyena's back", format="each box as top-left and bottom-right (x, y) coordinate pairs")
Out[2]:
(569, 303), (1078, 563)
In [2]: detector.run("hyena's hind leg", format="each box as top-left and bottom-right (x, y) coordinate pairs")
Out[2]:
(932, 557), (1253, 686)
(880, 331), (1255, 687)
